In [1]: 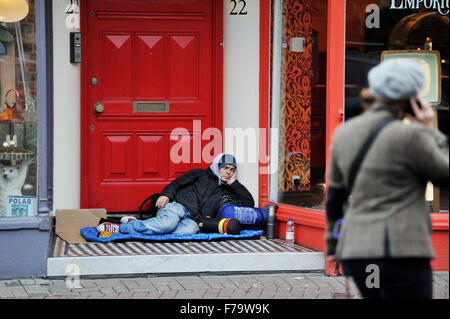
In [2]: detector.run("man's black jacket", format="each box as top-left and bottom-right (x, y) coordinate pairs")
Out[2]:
(160, 168), (255, 222)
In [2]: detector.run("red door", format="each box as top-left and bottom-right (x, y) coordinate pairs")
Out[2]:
(80, 0), (223, 212)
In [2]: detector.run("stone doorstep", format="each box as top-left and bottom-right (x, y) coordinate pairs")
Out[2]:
(46, 228), (326, 276)
(47, 251), (325, 277)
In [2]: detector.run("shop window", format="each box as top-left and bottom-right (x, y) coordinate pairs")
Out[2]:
(344, 1), (449, 213)
(0, 0), (38, 217)
(269, 0), (328, 210)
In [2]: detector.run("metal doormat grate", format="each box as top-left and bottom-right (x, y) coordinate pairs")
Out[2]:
(50, 235), (317, 258)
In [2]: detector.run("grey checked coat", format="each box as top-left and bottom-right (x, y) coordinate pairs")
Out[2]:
(325, 103), (449, 260)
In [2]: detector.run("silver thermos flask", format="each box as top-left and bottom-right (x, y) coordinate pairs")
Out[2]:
(265, 205), (278, 239)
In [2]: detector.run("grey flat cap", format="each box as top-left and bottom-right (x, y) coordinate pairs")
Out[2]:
(368, 59), (425, 101)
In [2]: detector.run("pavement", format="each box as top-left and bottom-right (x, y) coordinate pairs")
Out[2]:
(0, 271), (448, 299)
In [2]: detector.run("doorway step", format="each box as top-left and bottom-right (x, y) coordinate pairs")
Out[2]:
(47, 233), (324, 277)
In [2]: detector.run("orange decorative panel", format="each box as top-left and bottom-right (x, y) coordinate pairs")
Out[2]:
(278, 0), (312, 192)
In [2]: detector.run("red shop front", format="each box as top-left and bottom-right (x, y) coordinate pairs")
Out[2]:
(257, 0), (449, 273)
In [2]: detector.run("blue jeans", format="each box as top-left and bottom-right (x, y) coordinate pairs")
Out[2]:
(119, 202), (199, 235)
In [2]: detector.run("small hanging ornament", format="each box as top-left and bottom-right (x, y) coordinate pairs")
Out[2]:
(0, 88), (30, 159)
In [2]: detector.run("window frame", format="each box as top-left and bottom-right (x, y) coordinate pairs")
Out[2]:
(0, 0), (53, 229)
(258, 0), (345, 251)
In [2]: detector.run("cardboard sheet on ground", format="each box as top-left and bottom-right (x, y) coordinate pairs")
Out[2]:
(80, 227), (264, 243)
(55, 208), (107, 244)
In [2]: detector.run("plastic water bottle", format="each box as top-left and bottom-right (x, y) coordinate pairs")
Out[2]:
(286, 218), (295, 245)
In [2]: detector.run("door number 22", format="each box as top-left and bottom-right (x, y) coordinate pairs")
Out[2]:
(230, 0), (248, 15)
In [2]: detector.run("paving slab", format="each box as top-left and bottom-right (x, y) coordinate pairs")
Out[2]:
(0, 271), (448, 300)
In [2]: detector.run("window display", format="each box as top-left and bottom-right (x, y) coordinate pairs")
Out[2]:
(344, 0), (448, 213)
(0, 0), (37, 217)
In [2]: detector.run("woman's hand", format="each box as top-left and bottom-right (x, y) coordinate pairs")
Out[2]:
(406, 96), (435, 128)
(327, 255), (343, 275)
(156, 195), (170, 209)
(327, 255), (337, 263)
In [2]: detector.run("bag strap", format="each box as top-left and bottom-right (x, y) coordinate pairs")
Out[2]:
(138, 195), (152, 212)
(347, 117), (395, 195)
(138, 193), (159, 219)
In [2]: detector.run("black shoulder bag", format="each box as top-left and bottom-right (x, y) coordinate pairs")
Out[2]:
(138, 193), (160, 219)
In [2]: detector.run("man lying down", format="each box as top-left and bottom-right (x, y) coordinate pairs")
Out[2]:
(96, 153), (254, 236)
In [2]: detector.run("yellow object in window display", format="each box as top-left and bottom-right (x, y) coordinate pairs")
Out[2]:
(0, 0), (29, 23)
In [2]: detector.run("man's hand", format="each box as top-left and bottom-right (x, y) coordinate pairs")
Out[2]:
(227, 171), (236, 185)
(156, 195), (170, 209)
(405, 96), (435, 128)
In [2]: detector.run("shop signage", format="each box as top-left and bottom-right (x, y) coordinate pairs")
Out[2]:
(389, 0), (449, 15)
(7, 196), (37, 217)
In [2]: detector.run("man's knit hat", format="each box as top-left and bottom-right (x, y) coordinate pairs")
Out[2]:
(218, 154), (237, 169)
(368, 59), (425, 101)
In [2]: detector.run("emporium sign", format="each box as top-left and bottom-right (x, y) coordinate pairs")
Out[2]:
(389, 0), (449, 15)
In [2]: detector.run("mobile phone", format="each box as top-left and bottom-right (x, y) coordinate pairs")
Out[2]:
(402, 98), (421, 115)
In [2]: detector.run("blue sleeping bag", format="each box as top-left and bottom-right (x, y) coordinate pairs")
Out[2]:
(80, 227), (263, 243)
(216, 205), (268, 230)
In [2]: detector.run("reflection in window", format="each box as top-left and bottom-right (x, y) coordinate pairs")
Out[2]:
(269, 0), (328, 210)
(344, 1), (448, 213)
(0, 0), (38, 217)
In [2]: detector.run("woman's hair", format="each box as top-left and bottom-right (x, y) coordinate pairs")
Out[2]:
(360, 88), (403, 115)
(360, 88), (376, 111)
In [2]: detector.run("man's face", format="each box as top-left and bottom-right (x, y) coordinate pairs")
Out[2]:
(219, 164), (236, 182)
